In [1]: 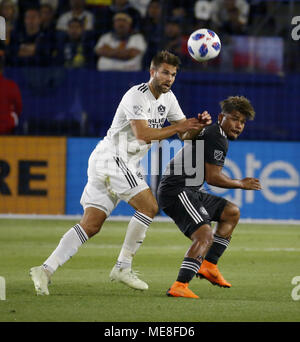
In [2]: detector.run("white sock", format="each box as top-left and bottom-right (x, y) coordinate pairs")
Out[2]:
(42, 224), (88, 274)
(116, 211), (152, 270)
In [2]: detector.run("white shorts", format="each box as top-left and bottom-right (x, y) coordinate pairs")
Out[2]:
(80, 146), (149, 217)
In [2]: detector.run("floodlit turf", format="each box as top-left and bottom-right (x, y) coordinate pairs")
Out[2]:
(0, 218), (299, 322)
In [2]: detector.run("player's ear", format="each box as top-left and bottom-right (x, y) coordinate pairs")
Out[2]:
(149, 66), (156, 78)
(218, 113), (225, 125)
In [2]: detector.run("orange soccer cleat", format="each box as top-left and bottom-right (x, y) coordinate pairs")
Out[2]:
(196, 260), (232, 288)
(166, 281), (199, 299)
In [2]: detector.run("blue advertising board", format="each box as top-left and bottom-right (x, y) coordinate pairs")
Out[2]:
(66, 138), (300, 220)
(160, 140), (300, 220)
(212, 141), (300, 220)
(66, 138), (98, 216)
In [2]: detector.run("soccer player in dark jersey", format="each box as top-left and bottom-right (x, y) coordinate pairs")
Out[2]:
(157, 96), (261, 298)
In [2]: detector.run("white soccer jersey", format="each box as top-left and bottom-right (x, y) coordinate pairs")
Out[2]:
(98, 82), (186, 164)
(81, 83), (185, 214)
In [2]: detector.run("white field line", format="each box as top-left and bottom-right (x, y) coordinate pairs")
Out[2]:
(0, 214), (300, 225)
(84, 243), (300, 252)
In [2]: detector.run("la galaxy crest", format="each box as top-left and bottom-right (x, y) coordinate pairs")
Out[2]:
(157, 104), (166, 115)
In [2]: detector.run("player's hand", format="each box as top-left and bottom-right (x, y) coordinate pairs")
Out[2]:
(198, 111), (212, 127)
(240, 177), (261, 190)
(177, 118), (206, 133)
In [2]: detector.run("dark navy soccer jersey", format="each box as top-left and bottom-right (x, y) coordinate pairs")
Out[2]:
(158, 123), (229, 199)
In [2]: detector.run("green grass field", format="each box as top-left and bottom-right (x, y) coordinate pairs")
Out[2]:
(0, 218), (299, 322)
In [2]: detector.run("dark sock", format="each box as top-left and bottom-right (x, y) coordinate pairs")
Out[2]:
(176, 257), (202, 283)
(205, 234), (230, 264)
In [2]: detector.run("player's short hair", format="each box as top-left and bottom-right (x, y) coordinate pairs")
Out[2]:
(220, 96), (255, 121)
(150, 50), (181, 70)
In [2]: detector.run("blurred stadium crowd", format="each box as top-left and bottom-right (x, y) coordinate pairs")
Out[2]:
(0, 0), (299, 72)
(1, 0), (299, 137)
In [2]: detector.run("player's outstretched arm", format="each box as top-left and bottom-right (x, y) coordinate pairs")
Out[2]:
(239, 177), (262, 190)
(205, 163), (261, 190)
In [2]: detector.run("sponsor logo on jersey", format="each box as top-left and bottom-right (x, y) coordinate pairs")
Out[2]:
(148, 117), (165, 128)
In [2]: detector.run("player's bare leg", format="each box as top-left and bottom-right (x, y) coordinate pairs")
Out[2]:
(110, 188), (158, 290)
(80, 207), (107, 238)
(30, 207), (106, 295)
(167, 224), (213, 298)
(197, 202), (240, 287)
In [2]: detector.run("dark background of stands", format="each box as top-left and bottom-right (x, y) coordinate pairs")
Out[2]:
(6, 67), (300, 141)
(1, 0), (300, 141)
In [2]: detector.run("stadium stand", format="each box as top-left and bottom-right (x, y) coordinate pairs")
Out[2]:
(0, 0), (299, 139)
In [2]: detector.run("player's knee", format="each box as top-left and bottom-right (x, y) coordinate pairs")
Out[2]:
(153, 202), (159, 216)
(80, 207), (107, 238)
(231, 204), (240, 222)
(129, 189), (159, 218)
(80, 216), (104, 237)
(224, 203), (240, 224)
(144, 201), (159, 218)
(80, 222), (101, 237)
(204, 229), (214, 247)
(193, 225), (213, 247)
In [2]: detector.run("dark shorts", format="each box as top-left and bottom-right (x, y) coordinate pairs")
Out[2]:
(159, 188), (228, 238)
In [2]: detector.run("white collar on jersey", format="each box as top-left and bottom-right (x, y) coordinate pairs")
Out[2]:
(219, 125), (227, 138)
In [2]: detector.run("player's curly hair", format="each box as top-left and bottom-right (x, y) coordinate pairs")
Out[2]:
(220, 96), (255, 120)
(150, 50), (181, 70)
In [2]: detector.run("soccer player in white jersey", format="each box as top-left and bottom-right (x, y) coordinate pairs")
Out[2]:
(30, 50), (212, 295)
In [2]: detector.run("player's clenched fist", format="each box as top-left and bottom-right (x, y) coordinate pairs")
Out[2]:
(198, 111), (212, 126)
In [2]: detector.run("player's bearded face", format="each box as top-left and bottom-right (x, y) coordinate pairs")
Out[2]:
(151, 63), (177, 94)
(219, 111), (246, 140)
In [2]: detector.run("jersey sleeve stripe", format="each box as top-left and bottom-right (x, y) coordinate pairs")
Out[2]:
(137, 84), (148, 93)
